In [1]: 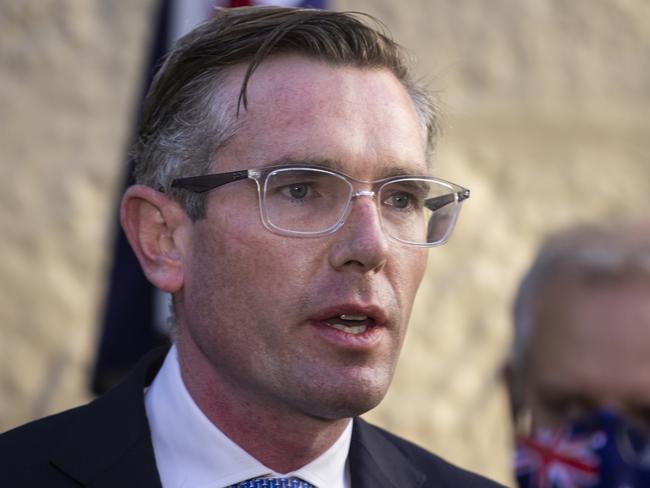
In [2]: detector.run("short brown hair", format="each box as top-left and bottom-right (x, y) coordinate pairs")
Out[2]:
(132, 6), (440, 219)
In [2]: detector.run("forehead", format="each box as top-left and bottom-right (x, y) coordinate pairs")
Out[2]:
(529, 277), (650, 402)
(217, 55), (428, 177)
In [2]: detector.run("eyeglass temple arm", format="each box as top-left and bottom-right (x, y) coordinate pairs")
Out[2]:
(424, 189), (470, 211)
(170, 170), (249, 193)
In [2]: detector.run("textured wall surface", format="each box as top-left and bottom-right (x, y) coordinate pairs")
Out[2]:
(1, 1), (649, 486)
(0, 0), (156, 426)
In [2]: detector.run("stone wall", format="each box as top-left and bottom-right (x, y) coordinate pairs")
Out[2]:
(2, 1), (649, 486)
(0, 0), (156, 428)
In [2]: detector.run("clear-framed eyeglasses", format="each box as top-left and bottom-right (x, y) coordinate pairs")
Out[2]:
(171, 165), (470, 247)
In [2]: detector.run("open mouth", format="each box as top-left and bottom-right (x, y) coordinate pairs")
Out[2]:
(324, 314), (376, 335)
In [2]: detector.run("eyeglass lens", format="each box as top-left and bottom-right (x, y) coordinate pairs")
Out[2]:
(261, 168), (461, 245)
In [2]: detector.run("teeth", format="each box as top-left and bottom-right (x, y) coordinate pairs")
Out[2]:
(330, 323), (368, 334)
(339, 314), (368, 321)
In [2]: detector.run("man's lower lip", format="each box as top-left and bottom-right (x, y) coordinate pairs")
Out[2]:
(309, 320), (384, 349)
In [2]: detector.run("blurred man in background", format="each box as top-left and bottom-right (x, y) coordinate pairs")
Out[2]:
(509, 221), (650, 487)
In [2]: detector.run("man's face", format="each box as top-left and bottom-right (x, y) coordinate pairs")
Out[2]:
(522, 274), (650, 431)
(176, 56), (429, 421)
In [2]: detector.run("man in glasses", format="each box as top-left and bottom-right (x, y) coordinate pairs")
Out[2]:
(509, 221), (650, 487)
(1, 7), (501, 487)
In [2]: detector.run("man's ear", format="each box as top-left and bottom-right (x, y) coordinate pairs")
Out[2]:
(120, 185), (190, 293)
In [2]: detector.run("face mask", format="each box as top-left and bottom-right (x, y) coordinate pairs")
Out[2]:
(515, 410), (650, 487)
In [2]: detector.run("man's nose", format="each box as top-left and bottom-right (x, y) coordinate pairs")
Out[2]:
(328, 194), (389, 273)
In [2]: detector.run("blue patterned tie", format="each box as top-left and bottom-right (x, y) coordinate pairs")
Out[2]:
(227, 477), (315, 488)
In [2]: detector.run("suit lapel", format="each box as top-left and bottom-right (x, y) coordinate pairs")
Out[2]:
(349, 418), (426, 488)
(50, 347), (168, 487)
(47, 349), (428, 488)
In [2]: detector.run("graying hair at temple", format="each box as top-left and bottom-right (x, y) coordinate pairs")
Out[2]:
(130, 6), (441, 219)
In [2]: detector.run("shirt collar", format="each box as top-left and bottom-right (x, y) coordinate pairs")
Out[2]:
(145, 345), (351, 488)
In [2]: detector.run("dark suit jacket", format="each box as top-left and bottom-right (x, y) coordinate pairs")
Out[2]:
(0, 348), (504, 487)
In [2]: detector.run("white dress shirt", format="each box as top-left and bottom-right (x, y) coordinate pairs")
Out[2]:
(145, 345), (352, 488)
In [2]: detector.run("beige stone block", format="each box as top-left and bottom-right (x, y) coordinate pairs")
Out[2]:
(0, 0), (156, 429)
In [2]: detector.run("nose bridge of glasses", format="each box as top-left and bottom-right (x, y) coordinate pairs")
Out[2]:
(342, 189), (382, 230)
(351, 189), (376, 200)
(346, 189), (379, 219)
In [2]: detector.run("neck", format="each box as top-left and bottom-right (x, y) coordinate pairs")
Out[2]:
(176, 336), (351, 473)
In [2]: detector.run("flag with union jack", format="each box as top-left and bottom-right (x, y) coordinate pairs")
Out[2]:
(516, 428), (604, 488)
(515, 410), (650, 487)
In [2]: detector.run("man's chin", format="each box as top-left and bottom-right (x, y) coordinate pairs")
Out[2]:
(299, 379), (392, 421)
(305, 398), (385, 422)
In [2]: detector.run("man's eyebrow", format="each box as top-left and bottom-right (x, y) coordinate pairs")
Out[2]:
(380, 164), (431, 178)
(262, 157), (339, 169)
(261, 157), (430, 178)
(397, 178), (432, 194)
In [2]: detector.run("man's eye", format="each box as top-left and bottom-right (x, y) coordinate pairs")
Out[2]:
(281, 183), (311, 200)
(540, 393), (595, 427)
(629, 406), (650, 432)
(384, 192), (416, 209)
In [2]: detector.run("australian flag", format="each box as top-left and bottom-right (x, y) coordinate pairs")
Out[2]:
(516, 428), (602, 488)
(516, 411), (650, 488)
